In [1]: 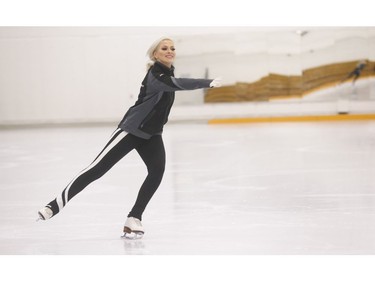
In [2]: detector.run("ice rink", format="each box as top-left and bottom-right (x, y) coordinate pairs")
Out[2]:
(1, 120), (375, 255)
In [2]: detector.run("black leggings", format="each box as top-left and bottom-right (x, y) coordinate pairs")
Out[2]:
(46, 128), (165, 220)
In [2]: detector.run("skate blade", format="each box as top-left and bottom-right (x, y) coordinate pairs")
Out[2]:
(36, 212), (45, 222)
(121, 231), (144, 240)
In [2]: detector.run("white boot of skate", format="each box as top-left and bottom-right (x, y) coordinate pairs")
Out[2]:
(121, 217), (144, 239)
(37, 206), (53, 221)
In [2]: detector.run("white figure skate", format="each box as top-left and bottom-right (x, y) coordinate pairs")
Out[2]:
(121, 217), (144, 239)
(37, 206), (53, 221)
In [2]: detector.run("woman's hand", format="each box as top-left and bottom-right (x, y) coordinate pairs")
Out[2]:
(210, 77), (222, 88)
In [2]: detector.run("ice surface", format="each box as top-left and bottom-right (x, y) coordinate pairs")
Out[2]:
(1, 121), (375, 254)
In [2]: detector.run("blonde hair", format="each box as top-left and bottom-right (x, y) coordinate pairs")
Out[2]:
(146, 37), (174, 70)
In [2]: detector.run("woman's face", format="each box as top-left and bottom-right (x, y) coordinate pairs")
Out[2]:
(153, 40), (175, 68)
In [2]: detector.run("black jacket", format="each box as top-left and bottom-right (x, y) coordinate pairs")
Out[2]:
(118, 61), (213, 139)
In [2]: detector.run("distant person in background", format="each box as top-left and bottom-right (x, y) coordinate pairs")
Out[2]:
(340, 60), (367, 85)
(37, 37), (222, 239)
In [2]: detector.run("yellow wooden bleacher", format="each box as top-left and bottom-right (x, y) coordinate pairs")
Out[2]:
(205, 60), (375, 103)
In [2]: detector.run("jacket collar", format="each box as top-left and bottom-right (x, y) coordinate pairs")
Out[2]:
(154, 61), (175, 73)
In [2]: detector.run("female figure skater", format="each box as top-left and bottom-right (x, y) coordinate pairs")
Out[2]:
(37, 37), (222, 239)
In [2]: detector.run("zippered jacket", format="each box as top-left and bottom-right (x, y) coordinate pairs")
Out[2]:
(118, 61), (213, 139)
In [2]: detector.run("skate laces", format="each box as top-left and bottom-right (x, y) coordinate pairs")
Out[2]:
(134, 218), (142, 227)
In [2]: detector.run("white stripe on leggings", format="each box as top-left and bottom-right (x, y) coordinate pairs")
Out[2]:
(61, 128), (127, 207)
